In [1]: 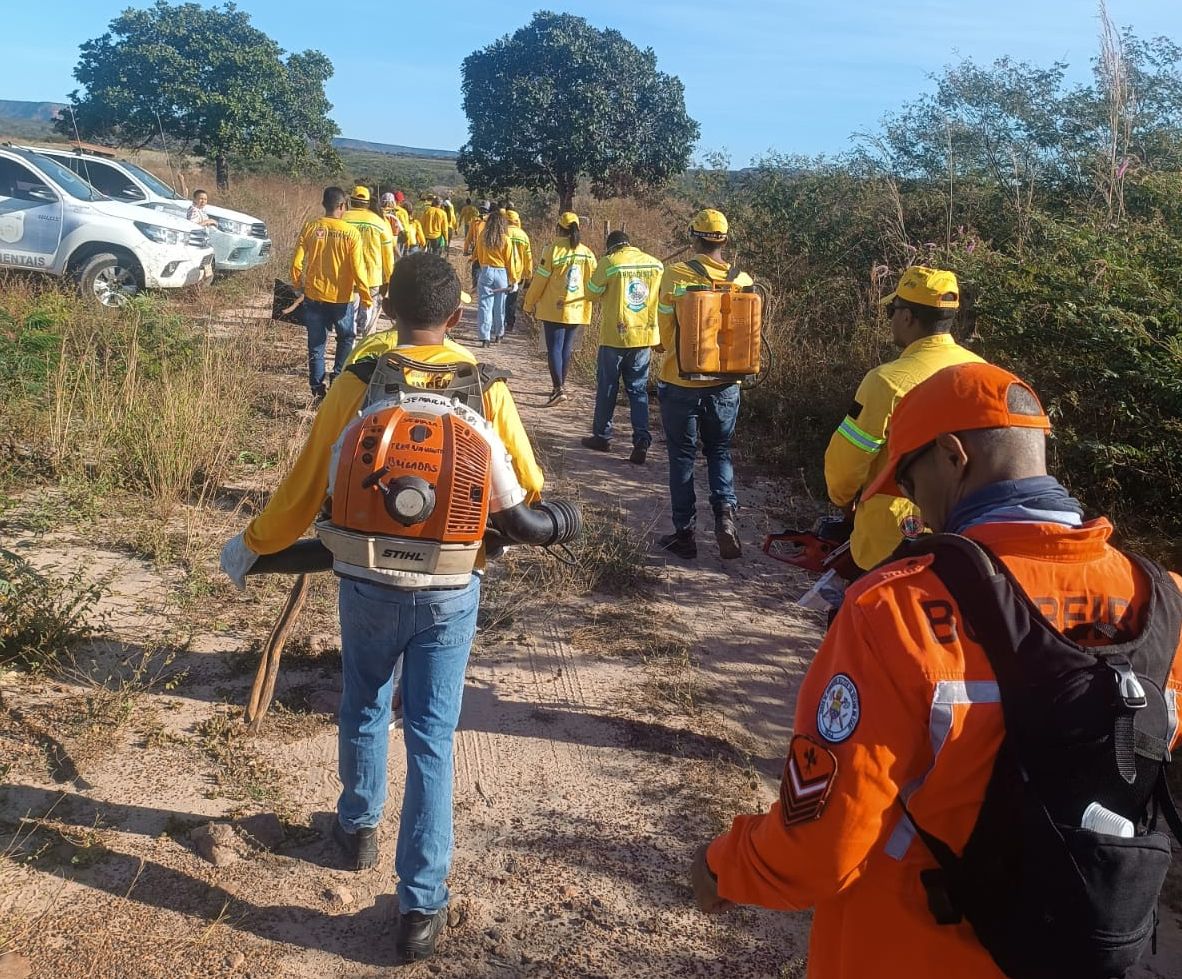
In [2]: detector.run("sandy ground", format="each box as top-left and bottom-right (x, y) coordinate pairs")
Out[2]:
(2, 284), (1179, 979)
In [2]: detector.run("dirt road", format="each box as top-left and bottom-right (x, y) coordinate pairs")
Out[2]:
(2, 296), (1178, 978)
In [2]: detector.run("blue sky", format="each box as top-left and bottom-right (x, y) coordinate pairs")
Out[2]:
(5, 1), (1182, 163)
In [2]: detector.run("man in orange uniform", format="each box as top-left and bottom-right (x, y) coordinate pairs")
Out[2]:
(694, 362), (1182, 978)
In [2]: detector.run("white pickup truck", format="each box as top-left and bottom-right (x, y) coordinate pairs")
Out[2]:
(0, 145), (214, 305)
(31, 146), (272, 273)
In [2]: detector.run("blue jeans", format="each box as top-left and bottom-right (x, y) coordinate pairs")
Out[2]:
(337, 574), (480, 914)
(303, 298), (356, 394)
(658, 382), (740, 531)
(477, 266), (508, 341)
(592, 345), (651, 448)
(543, 322), (580, 389)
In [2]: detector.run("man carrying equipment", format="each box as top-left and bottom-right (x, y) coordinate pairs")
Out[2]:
(694, 362), (1182, 979)
(220, 254), (545, 964)
(343, 185), (396, 338)
(291, 186), (371, 400)
(582, 230), (662, 464)
(654, 209), (751, 560)
(824, 266), (982, 572)
(505, 209), (532, 335)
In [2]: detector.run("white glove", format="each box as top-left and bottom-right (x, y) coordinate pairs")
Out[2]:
(219, 532), (258, 591)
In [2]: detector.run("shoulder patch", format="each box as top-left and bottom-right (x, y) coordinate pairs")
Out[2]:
(816, 673), (861, 744)
(780, 734), (838, 827)
(848, 400), (864, 421)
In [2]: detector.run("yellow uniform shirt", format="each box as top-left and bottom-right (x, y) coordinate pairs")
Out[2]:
(656, 254), (753, 387)
(474, 230), (524, 282)
(444, 201), (457, 231)
(408, 219), (425, 249)
(421, 206), (449, 241)
(291, 216), (370, 306)
(342, 207), (395, 289)
(587, 245), (663, 348)
(459, 205), (479, 233)
(824, 333), (985, 569)
(244, 335), (544, 557)
(522, 240), (597, 325)
(508, 227), (533, 282)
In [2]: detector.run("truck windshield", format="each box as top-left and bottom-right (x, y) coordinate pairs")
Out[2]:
(29, 153), (110, 202)
(120, 161), (184, 200)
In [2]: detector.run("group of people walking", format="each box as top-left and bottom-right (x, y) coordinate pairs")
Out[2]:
(263, 184), (1182, 975)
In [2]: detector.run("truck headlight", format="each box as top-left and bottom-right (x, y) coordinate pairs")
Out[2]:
(135, 222), (184, 245)
(215, 216), (247, 235)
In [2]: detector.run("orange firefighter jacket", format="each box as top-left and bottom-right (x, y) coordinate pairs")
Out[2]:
(707, 518), (1182, 979)
(291, 217), (370, 306)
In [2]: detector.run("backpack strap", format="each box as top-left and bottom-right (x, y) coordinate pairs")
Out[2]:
(686, 259), (710, 280)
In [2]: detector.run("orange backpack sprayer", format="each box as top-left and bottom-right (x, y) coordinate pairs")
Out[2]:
(674, 260), (762, 381)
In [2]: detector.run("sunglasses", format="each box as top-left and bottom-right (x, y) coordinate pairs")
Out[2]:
(895, 441), (937, 500)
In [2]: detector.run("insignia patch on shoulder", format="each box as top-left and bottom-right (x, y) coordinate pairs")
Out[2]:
(780, 734), (838, 827)
(900, 514), (924, 539)
(816, 673), (861, 744)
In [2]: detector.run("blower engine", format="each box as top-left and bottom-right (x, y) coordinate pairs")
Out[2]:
(303, 357), (581, 588)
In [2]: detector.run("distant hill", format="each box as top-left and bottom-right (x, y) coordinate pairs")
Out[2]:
(0, 99), (67, 138)
(332, 137), (457, 160)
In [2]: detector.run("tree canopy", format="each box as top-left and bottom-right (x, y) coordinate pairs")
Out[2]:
(458, 11), (699, 210)
(58, 1), (339, 188)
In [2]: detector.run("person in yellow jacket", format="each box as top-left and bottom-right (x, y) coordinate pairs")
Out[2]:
(291, 185), (371, 399)
(582, 230), (663, 463)
(504, 209), (532, 336)
(464, 201), (490, 292)
(522, 212), (597, 406)
(823, 266), (984, 571)
(473, 208), (524, 347)
(219, 252), (543, 965)
(421, 197), (449, 255)
(653, 209), (751, 560)
(442, 198), (457, 238)
(459, 198), (479, 235)
(343, 185), (396, 338)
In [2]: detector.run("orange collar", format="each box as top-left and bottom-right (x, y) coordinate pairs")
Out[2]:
(964, 518), (1114, 563)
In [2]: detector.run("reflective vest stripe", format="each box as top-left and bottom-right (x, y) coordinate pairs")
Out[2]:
(836, 417), (885, 454)
(885, 679), (1002, 860)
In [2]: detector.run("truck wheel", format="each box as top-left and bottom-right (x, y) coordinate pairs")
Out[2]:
(76, 253), (140, 307)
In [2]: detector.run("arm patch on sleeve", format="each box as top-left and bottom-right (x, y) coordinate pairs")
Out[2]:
(780, 734), (838, 827)
(848, 400), (864, 421)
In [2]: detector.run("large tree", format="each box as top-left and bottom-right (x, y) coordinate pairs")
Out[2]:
(58, 1), (339, 189)
(458, 11), (699, 210)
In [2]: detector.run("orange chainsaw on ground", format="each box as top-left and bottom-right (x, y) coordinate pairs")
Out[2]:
(762, 516), (857, 578)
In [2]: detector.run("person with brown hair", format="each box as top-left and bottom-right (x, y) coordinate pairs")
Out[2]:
(473, 207), (522, 347)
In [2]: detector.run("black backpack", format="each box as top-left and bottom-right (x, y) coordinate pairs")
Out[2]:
(897, 533), (1181, 979)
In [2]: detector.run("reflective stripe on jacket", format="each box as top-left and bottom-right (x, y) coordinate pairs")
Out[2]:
(707, 518), (1182, 979)
(823, 334), (984, 569)
(522, 240), (597, 324)
(587, 245), (663, 347)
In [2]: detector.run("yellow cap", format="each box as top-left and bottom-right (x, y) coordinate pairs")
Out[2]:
(506, 210), (521, 226)
(690, 208), (728, 240)
(558, 211), (579, 229)
(881, 266), (960, 310)
(351, 185), (371, 202)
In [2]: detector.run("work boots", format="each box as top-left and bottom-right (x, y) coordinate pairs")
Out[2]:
(715, 506), (742, 560)
(581, 435), (611, 452)
(396, 909), (447, 963)
(332, 819), (379, 870)
(658, 529), (697, 560)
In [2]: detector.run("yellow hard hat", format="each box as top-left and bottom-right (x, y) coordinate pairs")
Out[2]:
(558, 211), (579, 229)
(690, 209), (728, 241)
(351, 185), (371, 202)
(881, 266), (960, 310)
